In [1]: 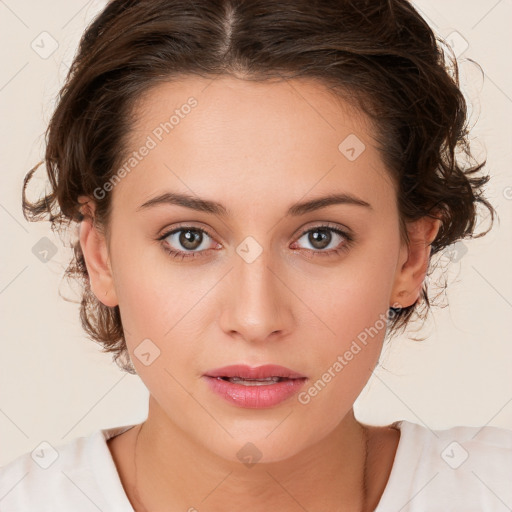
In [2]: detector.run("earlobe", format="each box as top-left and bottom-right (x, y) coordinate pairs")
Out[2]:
(78, 197), (118, 308)
(390, 216), (442, 308)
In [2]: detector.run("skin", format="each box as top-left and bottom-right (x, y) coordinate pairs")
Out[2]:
(78, 75), (440, 511)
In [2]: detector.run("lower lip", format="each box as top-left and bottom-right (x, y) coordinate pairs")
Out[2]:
(203, 376), (308, 408)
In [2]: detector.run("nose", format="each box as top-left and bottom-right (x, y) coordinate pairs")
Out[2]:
(218, 248), (294, 345)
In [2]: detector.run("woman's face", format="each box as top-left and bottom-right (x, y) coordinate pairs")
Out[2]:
(83, 76), (432, 462)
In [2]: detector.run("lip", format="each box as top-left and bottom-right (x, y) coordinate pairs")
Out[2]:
(204, 364), (307, 379)
(202, 364), (308, 409)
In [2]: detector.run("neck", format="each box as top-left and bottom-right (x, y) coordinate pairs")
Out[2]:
(129, 400), (370, 512)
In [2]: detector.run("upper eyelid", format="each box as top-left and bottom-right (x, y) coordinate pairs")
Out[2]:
(159, 223), (214, 239)
(295, 222), (351, 238)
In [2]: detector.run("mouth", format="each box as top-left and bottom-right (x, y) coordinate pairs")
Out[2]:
(202, 364), (308, 408)
(204, 363), (307, 381)
(213, 376), (300, 386)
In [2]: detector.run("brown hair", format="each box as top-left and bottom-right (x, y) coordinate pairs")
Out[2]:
(22, 0), (495, 374)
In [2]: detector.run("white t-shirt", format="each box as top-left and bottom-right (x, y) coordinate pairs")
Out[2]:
(1, 419), (511, 511)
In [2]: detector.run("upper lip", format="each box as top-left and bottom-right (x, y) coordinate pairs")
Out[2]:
(204, 364), (307, 379)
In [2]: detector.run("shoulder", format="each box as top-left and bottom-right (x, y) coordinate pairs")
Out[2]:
(375, 420), (512, 512)
(0, 424), (137, 512)
(399, 419), (512, 468)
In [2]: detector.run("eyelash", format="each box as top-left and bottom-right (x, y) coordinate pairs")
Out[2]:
(157, 223), (354, 262)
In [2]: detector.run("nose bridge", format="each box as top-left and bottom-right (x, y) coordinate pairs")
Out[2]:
(220, 242), (291, 342)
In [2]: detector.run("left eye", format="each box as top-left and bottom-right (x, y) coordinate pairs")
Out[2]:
(293, 226), (349, 252)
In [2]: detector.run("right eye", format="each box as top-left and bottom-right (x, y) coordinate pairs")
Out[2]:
(158, 225), (220, 260)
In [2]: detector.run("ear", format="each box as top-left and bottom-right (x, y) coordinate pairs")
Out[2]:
(78, 195), (118, 307)
(390, 216), (442, 308)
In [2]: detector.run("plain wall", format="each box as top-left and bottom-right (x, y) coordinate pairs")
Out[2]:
(1, 0), (511, 467)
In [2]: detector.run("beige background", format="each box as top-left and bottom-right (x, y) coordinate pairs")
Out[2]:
(1, 0), (511, 467)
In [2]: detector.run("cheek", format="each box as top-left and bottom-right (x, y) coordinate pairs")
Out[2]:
(310, 234), (398, 329)
(298, 237), (399, 384)
(110, 241), (216, 378)
(294, 289), (389, 422)
(306, 282), (389, 376)
(110, 230), (194, 333)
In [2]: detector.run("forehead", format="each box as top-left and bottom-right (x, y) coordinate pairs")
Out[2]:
(112, 75), (395, 215)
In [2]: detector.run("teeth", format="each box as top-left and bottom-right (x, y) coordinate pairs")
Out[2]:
(222, 376), (282, 386)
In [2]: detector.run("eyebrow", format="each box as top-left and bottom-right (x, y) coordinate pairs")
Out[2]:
(137, 191), (372, 216)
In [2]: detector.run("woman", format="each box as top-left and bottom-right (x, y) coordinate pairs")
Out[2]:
(1, 1), (510, 510)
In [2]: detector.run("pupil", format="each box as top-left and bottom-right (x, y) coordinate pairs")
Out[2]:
(309, 229), (331, 249)
(180, 229), (202, 250)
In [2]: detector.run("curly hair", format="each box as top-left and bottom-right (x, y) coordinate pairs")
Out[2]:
(22, 0), (495, 375)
